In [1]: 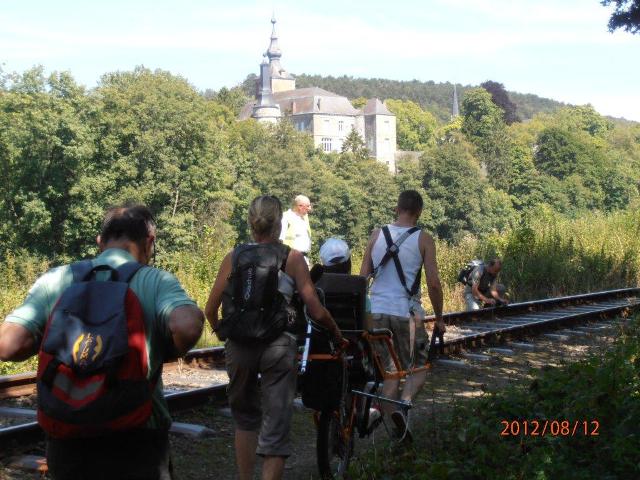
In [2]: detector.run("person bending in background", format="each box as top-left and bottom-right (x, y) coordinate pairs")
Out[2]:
(464, 258), (509, 311)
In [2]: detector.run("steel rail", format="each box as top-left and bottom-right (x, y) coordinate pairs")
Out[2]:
(0, 346), (226, 399)
(0, 348), (229, 448)
(1, 288), (636, 398)
(425, 287), (640, 323)
(0, 383), (229, 448)
(432, 298), (639, 355)
(0, 287), (638, 449)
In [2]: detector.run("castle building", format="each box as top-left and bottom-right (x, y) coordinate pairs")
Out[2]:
(239, 17), (397, 172)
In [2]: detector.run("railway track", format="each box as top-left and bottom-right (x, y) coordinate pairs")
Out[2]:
(427, 287), (640, 356)
(0, 287), (637, 469)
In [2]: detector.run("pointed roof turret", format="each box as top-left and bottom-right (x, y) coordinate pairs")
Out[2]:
(267, 15), (282, 60)
(363, 98), (394, 116)
(264, 15), (294, 82)
(452, 84), (460, 118)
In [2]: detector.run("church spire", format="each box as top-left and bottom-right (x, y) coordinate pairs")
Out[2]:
(266, 15), (282, 61)
(452, 84), (460, 119)
(262, 15), (295, 92)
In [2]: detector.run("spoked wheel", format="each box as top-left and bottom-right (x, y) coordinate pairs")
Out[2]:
(316, 408), (354, 479)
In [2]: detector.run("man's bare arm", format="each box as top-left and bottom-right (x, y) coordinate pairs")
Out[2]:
(359, 228), (380, 277)
(204, 252), (232, 331)
(169, 305), (204, 357)
(0, 322), (37, 362)
(490, 286), (508, 304)
(421, 232), (445, 331)
(474, 282), (495, 305)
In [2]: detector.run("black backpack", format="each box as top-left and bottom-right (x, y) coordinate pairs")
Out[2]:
(457, 259), (483, 286)
(216, 243), (291, 343)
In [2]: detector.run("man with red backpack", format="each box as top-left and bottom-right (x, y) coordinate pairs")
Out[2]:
(0, 205), (204, 480)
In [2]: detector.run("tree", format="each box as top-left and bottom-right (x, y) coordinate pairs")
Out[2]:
(602, 0), (640, 34)
(420, 133), (485, 241)
(554, 105), (612, 138)
(385, 99), (437, 151)
(535, 127), (590, 179)
(350, 97), (368, 109)
(460, 88), (513, 189)
(480, 81), (519, 124)
(0, 68), (96, 258)
(341, 127), (369, 160)
(210, 87), (250, 116)
(91, 67), (236, 253)
(507, 143), (546, 211)
(461, 88), (504, 142)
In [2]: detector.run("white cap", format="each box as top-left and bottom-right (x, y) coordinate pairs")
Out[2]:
(319, 238), (351, 266)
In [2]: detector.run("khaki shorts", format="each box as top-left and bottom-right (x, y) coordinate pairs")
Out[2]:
(371, 313), (429, 372)
(225, 333), (297, 457)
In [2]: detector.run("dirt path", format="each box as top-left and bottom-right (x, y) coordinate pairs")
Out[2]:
(0, 319), (622, 479)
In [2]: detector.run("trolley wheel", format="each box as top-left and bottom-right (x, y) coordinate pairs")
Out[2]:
(316, 408), (354, 479)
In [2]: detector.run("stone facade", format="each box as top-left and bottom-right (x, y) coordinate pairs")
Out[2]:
(239, 17), (397, 173)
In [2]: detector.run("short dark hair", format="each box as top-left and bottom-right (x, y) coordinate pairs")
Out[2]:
(397, 190), (423, 215)
(100, 205), (156, 245)
(487, 258), (502, 268)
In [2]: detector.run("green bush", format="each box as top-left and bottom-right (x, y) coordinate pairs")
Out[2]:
(352, 316), (640, 479)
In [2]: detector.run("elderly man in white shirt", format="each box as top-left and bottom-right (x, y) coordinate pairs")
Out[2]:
(280, 195), (312, 263)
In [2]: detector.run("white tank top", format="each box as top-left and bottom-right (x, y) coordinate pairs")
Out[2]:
(370, 225), (422, 318)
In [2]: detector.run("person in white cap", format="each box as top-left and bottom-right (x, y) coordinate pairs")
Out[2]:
(280, 195), (312, 264)
(319, 237), (351, 274)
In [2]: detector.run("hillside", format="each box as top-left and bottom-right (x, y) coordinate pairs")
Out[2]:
(240, 73), (567, 123)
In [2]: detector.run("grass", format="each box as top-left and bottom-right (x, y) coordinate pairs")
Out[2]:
(349, 315), (640, 480)
(1, 208), (639, 373)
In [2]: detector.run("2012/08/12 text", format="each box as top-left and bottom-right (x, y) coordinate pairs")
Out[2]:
(500, 420), (600, 437)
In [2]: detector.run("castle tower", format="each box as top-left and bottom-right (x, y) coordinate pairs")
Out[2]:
(363, 98), (397, 173)
(252, 55), (281, 123)
(266, 16), (296, 93)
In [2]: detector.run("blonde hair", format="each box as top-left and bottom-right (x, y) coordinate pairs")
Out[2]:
(248, 195), (283, 238)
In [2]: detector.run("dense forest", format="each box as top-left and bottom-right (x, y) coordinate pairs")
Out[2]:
(239, 73), (567, 123)
(1, 64), (640, 361)
(2, 66), (640, 263)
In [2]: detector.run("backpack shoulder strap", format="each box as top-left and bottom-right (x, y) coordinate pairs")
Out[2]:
(230, 244), (252, 272)
(278, 244), (291, 272)
(70, 260), (95, 283)
(372, 226), (419, 277)
(380, 226), (421, 297)
(116, 262), (144, 283)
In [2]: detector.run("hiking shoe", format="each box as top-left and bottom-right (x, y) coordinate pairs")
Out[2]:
(367, 407), (382, 430)
(391, 410), (413, 443)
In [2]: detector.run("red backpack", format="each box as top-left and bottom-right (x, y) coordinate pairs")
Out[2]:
(37, 260), (156, 438)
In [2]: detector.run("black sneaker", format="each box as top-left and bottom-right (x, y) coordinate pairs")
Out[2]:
(391, 410), (413, 443)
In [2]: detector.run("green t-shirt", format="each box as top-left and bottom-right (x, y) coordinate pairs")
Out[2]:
(5, 248), (197, 429)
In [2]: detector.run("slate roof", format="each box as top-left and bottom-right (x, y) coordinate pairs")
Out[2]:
(363, 98), (394, 116)
(239, 87), (363, 119)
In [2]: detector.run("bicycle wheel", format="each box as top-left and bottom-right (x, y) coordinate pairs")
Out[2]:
(316, 407), (354, 479)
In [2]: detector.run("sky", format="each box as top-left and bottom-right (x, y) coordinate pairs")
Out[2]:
(1, 0), (639, 121)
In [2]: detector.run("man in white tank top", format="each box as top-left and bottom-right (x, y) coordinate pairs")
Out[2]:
(360, 190), (444, 439)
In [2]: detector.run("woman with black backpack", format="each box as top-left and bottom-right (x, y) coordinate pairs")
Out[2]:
(205, 195), (342, 480)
